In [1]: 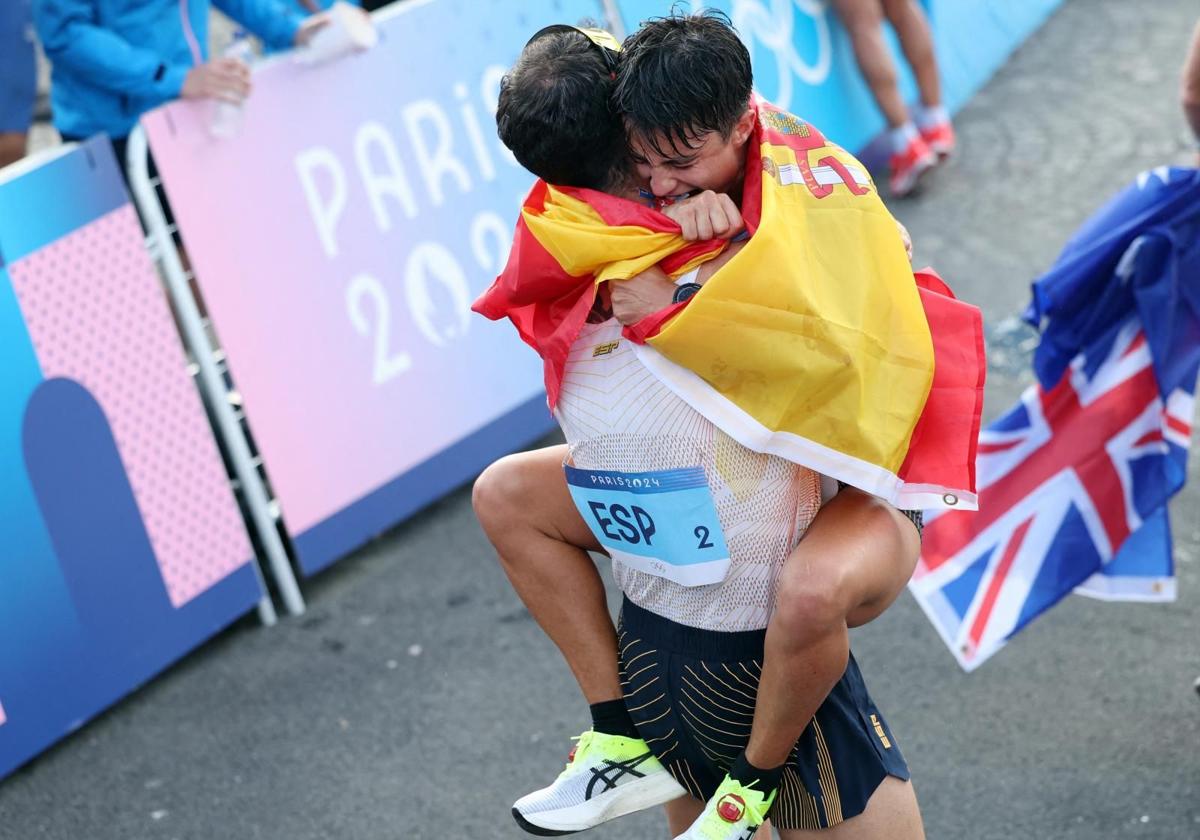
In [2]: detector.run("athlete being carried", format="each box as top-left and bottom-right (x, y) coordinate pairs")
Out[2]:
(473, 12), (981, 840)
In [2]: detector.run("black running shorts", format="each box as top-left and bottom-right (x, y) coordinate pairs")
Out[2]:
(618, 597), (910, 830)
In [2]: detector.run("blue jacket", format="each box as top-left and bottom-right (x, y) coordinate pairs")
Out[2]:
(34, 0), (304, 140)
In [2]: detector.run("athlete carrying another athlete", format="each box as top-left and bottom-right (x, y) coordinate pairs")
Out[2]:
(472, 12), (982, 840)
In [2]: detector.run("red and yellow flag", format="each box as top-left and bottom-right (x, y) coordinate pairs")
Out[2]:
(473, 101), (984, 510)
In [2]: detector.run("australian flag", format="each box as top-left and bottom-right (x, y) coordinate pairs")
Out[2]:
(911, 167), (1200, 671)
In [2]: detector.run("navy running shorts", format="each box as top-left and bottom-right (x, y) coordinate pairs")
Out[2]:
(618, 597), (910, 830)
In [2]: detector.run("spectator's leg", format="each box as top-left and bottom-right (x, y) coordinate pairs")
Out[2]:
(831, 0), (909, 128)
(880, 0), (942, 109)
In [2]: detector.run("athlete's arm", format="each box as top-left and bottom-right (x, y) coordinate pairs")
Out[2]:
(895, 218), (913, 261)
(610, 241), (748, 326)
(661, 190), (744, 241)
(610, 265), (676, 325)
(666, 189), (909, 261)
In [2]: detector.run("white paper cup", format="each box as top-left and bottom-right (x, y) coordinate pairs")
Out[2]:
(296, 2), (378, 66)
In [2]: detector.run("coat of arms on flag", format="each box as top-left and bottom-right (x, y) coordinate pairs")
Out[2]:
(912, 167), (1200, 671)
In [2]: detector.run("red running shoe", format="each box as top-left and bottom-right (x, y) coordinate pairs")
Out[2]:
(889, 134), (937, 197)
(920, 119), (956, 160)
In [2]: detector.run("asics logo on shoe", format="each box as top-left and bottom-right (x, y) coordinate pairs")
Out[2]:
(584, 751), (655, 800)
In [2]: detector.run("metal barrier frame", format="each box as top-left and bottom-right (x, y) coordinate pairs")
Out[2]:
(126, 126), (306, 625)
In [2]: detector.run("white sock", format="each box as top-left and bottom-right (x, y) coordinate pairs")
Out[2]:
(915, 103), (950, 130)
(890, 122), (919, 154)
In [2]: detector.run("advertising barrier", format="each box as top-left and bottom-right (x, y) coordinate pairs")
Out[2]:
(0, 139), (263, 779)
(141, 0), (610, 576)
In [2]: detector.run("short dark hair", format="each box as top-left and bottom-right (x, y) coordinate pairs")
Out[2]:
(614, 10), (753, 156)
(496, 29), (627, 191)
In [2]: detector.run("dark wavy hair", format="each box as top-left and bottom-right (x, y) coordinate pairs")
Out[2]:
(496, 29), (628, 191)
(614, 10), (753, 156)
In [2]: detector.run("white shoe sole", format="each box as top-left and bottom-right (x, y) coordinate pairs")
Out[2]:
(891, 154), (938, 197)
(513, 772), (688, 835)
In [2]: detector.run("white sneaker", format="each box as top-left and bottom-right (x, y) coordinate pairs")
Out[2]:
(513, 730), (687, 835)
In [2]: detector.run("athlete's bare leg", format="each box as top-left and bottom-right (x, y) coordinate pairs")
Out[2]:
(665, 795), (706, 836)
(472, 444), (622, 703)
(778, 778), (925, 840)
(744, 487), (920, 771)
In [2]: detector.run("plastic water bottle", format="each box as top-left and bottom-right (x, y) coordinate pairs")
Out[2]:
(209, 31), (255, 139)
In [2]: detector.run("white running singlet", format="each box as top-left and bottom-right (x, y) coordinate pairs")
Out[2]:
(555, 319), (822, 632)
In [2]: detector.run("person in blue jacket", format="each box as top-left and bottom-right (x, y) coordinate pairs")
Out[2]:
(33, 0), (327, 169)
(0, 0), (36, 169)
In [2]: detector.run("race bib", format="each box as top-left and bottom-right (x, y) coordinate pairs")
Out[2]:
(565, 464), (730, 586)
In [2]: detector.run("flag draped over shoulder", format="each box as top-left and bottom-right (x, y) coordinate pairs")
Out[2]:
(471, 179), (719, 406)
(473, 100), (985, 511)
(911, 167), (1200, 671)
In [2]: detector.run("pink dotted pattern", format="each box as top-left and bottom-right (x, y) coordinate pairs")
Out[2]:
(8, 205), (253, 607)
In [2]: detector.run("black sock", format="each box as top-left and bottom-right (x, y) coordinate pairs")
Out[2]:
(589, 698), (640, 739)
(728, 751), (784, 796)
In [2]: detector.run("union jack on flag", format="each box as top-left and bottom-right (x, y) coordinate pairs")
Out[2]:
(910, 167), (1200, 671)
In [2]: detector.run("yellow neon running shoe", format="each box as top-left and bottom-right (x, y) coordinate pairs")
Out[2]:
(512, 729), (686, 835)
(673, 774), (776, 840)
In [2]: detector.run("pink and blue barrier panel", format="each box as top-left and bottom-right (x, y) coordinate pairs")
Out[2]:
(0, 138), (263, 778)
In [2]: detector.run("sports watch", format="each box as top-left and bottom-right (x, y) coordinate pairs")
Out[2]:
(672, 283), (702, 304)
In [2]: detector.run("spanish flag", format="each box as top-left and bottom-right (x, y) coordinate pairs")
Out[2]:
(474, 101), (984, 510)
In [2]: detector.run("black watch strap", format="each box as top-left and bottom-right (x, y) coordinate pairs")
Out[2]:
(672, 282), (702, 304)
